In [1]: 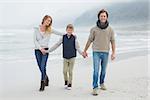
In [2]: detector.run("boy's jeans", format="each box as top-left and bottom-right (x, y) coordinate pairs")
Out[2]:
(92, 52), (109, 89)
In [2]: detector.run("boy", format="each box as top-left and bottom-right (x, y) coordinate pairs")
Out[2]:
(47, 24), (84, 90)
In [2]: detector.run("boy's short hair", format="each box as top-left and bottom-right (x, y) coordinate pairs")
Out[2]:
(66, 24), (74, 30)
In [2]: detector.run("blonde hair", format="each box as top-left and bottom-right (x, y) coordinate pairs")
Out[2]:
(66, 24), (74, 30)
(41, 15), (52, 34)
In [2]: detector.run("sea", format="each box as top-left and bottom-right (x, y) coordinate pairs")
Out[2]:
(0, 27), (149, 63)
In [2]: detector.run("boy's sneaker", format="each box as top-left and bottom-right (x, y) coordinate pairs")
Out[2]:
(67, 84), (72, 90)
(92, 88), (98, 96)
(64, 81), (68, 88)
(100, 84), (107, 90)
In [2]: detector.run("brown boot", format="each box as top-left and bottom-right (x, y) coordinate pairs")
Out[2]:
(45, 76), (49, 86)
(39, 81), (45, 91)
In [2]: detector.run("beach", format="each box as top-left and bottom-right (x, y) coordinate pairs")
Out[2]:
(0, 0), (149, 99)
(0, 52), (149, 100)
(0, 27), (149, 100)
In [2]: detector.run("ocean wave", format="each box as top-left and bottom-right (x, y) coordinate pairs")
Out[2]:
(0, 32), (15, 37)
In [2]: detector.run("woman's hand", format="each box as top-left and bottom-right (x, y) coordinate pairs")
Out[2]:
(40, 48), (47, 55)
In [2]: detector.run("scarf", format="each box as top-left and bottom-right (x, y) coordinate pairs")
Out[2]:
(96, 20), (109, 29)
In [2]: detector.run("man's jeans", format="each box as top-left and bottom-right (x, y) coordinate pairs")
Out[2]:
(92, 52), (109, 89)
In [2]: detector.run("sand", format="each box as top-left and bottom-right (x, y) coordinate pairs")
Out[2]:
(0, 54), (149, 100)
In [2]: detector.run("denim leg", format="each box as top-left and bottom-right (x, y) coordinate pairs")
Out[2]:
(40, 53), (49, 80)
(100, 52), (109, 85)
(35, 50), (42, 72)
(92, 52), (100, 89)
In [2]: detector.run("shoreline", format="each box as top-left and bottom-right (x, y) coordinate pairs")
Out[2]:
(0, 48), (149, 64)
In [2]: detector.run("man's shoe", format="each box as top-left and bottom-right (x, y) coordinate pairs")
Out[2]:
(92, 88), (98, 96)
(100, 84), (107, 90)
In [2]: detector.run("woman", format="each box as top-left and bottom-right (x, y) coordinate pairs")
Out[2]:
(34, 15), (63, 91)
(83, 9), (116, 96)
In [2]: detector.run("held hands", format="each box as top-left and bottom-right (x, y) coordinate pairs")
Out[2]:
(82, 51), (88, 58)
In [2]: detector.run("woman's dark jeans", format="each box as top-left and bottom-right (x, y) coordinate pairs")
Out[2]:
(35, 49), (49, 81)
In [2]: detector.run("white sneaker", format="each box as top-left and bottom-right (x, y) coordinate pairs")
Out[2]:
(64, 81), (68, 89)
(92, 88), (98, 96)
(100, 84), (107, 90)
(67, 86), (72, 90)
(64, 85), (68, 89)
(67, 84), (72, 90)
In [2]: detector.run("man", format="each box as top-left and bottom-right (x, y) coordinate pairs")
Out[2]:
(83, 9), (116, 96)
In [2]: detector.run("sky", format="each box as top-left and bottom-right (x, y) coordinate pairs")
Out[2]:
(0, 0), (133, 3)
(0, 0), (134, 29)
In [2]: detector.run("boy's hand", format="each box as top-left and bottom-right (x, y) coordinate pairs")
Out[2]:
(82, 52), (88, 58)
(81, 53), (86, 58)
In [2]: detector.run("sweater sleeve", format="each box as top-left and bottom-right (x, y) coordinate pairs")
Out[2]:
(75, 36), (83, 55)
(51, 28), (64, 36)
(33, 28), (42, 50)
(87, 28), (95, 43)
(110, 27), (115, 43)
(48, 37), (63, 52)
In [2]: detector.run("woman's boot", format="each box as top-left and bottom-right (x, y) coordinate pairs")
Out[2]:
(39, 80), (45, 91)
(45, 76), (49, 86)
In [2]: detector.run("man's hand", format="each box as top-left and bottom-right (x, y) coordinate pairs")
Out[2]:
(111, 53), (116, 61)
(82, 51), (88, 58)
